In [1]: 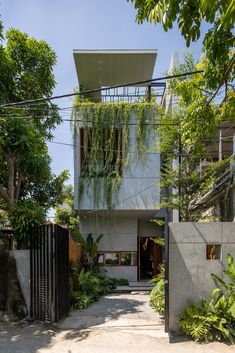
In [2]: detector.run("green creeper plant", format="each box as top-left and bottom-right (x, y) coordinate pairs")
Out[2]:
(72, 101), (160, 209)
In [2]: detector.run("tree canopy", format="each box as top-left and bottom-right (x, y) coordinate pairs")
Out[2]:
(54, 185), (79, 231)
(0, 27), (68, 238)
(129, 1), (235, 90)
(129, 0), (235, 46)
(159, 52), (235, 221)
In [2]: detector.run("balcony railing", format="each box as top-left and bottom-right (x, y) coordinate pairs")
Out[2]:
(81, 82), (166, 104)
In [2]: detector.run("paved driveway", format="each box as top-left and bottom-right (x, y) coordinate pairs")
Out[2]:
(0, 293), (234, 353)
(59, 292), (166, 338)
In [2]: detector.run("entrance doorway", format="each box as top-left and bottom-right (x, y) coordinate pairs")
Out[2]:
(138, 237), (162, 280)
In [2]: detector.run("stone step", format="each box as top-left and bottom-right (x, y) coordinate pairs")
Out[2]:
(114, 286), (153, 293)
(129, 281), (154, 288)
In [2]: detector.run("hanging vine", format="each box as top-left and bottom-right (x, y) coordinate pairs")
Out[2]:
(72, 101), (160, 209)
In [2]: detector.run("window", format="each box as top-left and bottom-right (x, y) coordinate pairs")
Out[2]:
(98, 253), (104, 264)
(120, 252), (137, 266)
(206, 244), (221, 260)
(80, 128), (123, 176)
(104, 253), (120, 265)
(98, 252), (137, 266)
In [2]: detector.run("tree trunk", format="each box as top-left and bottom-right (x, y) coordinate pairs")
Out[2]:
(7, 155), (15, 206)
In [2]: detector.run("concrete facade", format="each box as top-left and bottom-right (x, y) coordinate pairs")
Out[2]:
(74, 109), (162, 281)
(80, 214), (162, 281)
(169, 222), (235, 333)
(74, 111), (161, 211)
(73, 50), (164, 282)
(10, 250), (30, 312)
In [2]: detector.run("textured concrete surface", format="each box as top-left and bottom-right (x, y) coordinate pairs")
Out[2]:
(59, 293), (166, 336)
(0, 292), (234, 353)
(10, 250), (30, 312)
(169, 222), (235, 333)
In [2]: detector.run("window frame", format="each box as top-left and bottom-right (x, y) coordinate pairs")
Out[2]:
(98, 251), (137, 266)
(79, 127), (123, 176)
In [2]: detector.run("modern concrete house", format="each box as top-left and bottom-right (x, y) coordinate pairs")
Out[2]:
(73, 50), (166, 281)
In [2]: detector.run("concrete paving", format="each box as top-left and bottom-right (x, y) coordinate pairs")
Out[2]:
(0, 293), (234, 353)
(59, 293), (166, 338)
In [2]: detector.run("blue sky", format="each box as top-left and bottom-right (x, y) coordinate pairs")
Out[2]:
(1, 0), (208, 189)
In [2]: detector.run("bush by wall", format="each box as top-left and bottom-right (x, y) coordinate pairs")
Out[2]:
(179, 254), (235, 343)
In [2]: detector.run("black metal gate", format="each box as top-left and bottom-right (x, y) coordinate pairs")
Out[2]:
(30, 224), (69, 322)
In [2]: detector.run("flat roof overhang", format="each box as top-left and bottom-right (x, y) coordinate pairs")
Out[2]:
(73, 49), (157, 100)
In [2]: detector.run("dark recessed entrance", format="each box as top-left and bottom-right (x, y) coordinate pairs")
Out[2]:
(138, 237), (162, 280)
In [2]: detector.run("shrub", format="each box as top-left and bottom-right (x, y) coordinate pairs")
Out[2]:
(149, 265), (165, 316)
(179, 254), (235, 343)
(111, 278), (129, 286)
(69, 270), (116, 310)
(69, 290), (91, 310)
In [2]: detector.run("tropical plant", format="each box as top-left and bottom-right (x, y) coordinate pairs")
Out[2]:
(179, 254), (235, 343)
(69, 270), (115, 310)
(69, 290), (91, 310)
(149, 264), (165, 316)
(74, 230), (104, 272)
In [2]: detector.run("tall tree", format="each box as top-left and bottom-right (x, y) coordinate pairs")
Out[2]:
(0, 27), (68, 238)
(159, 52), (235, 221)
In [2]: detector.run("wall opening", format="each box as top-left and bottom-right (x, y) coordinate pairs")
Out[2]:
(206, 244), (221, 260)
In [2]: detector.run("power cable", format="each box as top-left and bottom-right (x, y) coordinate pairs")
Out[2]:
(0, 70), (204, 108)
(87, 180), (160, 214)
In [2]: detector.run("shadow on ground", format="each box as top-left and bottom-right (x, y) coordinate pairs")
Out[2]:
(60, 293), (149, 329)
(0, 322), (56, 353)
(0, 293), (165, 352)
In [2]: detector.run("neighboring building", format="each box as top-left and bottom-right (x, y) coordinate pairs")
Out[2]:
(73, 50), (165, 281)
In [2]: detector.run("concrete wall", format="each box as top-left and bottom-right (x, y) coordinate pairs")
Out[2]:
(169, 222), (235, 334)
(138, 219), (162, 237)
(74, 110), (160, 210)
(102, 266), (137, 281)
(10, 250), (30, 312)
(80, 214), (138, 281)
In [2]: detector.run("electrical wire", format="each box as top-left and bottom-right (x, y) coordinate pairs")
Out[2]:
(87, 180), (160, 214)
(0, 70), (204, 108)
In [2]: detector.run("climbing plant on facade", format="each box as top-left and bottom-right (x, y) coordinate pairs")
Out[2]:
(72, 101), (161, 209)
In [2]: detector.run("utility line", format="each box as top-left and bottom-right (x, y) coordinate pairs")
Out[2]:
(0, 88), (226, 111)
(47, 140), (235, 156)
(47, 180), (160, 217)
(0, 70), (204, 108)
(87, 181), (160, 214)
(207, 54), (235, 104)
